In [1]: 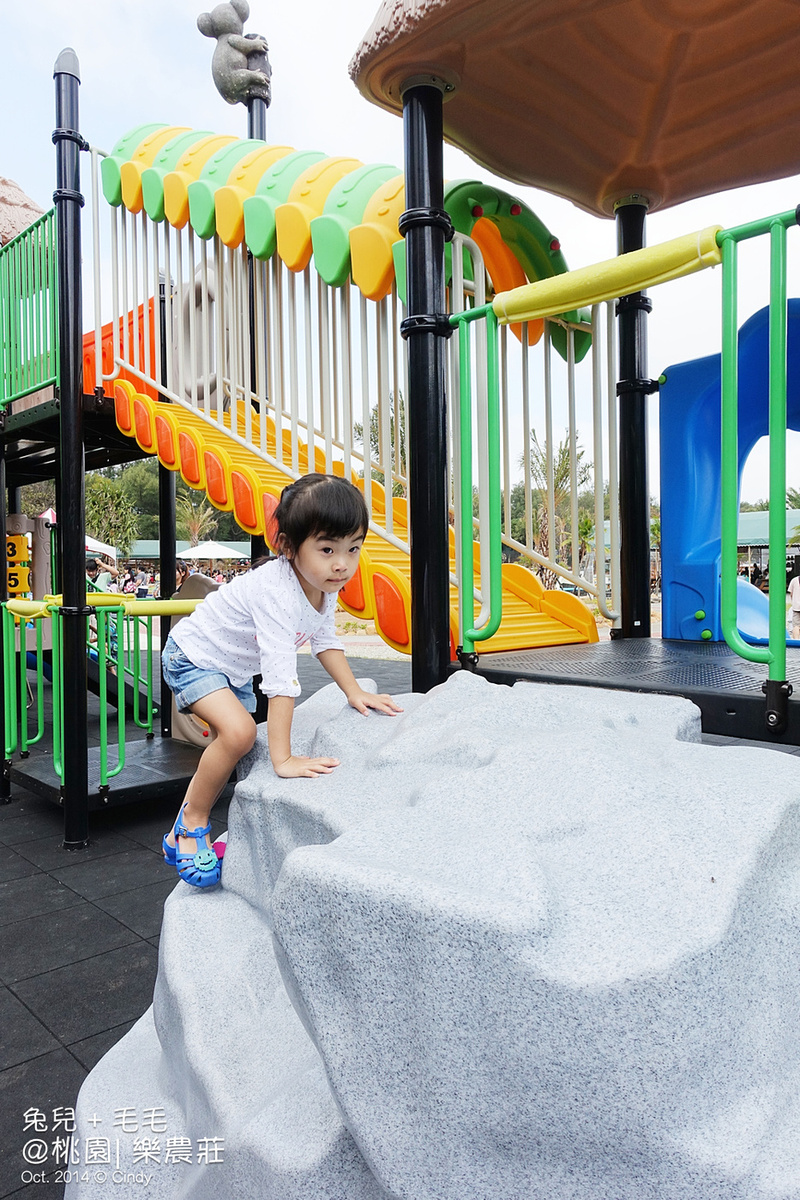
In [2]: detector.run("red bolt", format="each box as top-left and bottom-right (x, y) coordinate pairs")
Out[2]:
(510, 203), (522, 216)
(471, 204), (484, 218)
(550, 238), (561, 252)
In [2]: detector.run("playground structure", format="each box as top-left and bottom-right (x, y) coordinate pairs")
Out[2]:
(1, 3), (800, 852)
(87, 124), (613, 657)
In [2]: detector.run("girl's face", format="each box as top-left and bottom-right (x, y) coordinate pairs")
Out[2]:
(287, 531), (364, 606)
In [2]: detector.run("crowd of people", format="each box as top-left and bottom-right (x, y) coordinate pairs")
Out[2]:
(85, 556), (251, 595)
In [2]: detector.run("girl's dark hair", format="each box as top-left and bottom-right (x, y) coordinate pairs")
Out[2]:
(274, 474), (369, 556)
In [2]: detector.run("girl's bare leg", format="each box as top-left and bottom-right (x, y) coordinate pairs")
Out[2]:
(165, 689), (257, 855)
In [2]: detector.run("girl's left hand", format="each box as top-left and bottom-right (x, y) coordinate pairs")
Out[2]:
(347, 688), (403, 716)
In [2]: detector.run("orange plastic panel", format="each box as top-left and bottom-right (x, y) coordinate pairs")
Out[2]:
(231, 471), (258, 532)
(470, 218), (542, 346)
(178, 433), (202, 486)
(113, 380), (136, 434)
(133, 397), (156, 452)
(262, 492), (280, 551)
(204, 452), (230, 507)
(154, 413), (177, 465)
(339, 564), (365, 613)
(373, 571), (409, 647)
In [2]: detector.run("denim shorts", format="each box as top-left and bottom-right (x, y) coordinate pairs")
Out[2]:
(161, 635), (257, 714)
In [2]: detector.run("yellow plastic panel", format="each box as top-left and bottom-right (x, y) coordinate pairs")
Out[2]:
(120, 126), (191, 213)
(163, 135), (237, 228)
(276, 157), (362, 271)
(349, 172), (405, 301)
(494, 226), (723, 325)
(215, 144), (294, 247)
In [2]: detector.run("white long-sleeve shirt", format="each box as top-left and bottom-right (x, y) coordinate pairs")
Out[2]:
(170, 556), (342, 698)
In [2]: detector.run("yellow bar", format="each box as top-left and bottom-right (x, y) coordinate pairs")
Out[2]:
(34, 595), (205, 617)
(6, 600), (51, 620)
(492, 225), (723, 324)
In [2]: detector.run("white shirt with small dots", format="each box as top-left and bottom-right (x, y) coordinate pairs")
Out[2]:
(170, 555), (342, 698)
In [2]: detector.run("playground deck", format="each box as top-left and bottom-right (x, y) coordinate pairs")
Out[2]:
(470, 639), (800, 745)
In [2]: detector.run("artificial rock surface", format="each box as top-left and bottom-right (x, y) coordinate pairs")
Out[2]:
(69, 672), (800, 1199)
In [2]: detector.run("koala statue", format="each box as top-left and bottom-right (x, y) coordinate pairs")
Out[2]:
(197, 0), (271, 107)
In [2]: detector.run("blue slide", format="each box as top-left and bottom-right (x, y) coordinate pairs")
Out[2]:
(660, 301), (800, 644)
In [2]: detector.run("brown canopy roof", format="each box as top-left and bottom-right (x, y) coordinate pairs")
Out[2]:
(350, 0), (800, 217)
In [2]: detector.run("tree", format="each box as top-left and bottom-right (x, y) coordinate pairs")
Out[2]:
(787, 487), (800, 509)
(520, 429), (591, 587)
(176, 495), (218, 545)
(18, 480), (56, 519)
(354, 391), (407, 496)
(85, 473), (139, 555)
(118, 458), (244, 542)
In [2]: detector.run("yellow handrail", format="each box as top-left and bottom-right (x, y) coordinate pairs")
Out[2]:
(492, 225), (723, 325)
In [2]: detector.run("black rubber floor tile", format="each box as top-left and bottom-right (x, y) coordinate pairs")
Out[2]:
(4, 1179), (65, 1199)
(0, 848), (40, 885)
(67, 1019), (136, 1072)
(5, 1179), (65, 1199)
(0, 987), (59, 1071)
(0, 903), (139, 986)
(11, 943), (158, 1045)
(45, 848), (167, 902)
(13, 831), (138, 873)
(0, 1048), (86, 1198)
(98, 810), (177, 854)
(0, 805), (63, 848)
(93, 877), (176, 940)
(0, 876), (82, 929)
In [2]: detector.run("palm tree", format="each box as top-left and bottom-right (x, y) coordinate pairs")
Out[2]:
(521, 430), (591, 587)
(176, 495), (218, 546)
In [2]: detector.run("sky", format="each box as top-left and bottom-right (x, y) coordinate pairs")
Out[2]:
(2, 0), (800, 502)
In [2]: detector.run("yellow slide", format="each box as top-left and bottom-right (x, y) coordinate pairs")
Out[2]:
(112, 380), (598, 657)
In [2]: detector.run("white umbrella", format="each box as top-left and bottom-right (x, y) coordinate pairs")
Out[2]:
(39, 510), (117, 561)
(177, 541), (250, 560)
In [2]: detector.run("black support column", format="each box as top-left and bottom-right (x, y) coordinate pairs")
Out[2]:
(54, 49), (89, 847)
(615, 197), (653, 639)
(158, 275), (176, 738)
(399, 79), (452, 693)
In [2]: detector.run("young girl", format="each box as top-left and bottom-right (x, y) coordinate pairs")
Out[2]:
(161, 474), (403, 888)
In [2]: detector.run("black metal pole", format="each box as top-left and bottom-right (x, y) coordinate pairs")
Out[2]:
(399, 80), (452, 692)
(0, 449), (9, 802)
(247, 96), (269, 569)
(246, 92), (269, 725)
(157, 274), (175, 738)
(54, 49), (89, 847)
(615, 197), (653, 639)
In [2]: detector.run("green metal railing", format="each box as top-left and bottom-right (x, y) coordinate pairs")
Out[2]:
(718, 209), (797, 729)
(2, 597), (200, 791)
(450, 305), (503, 656)
(0, 209), (59, 407)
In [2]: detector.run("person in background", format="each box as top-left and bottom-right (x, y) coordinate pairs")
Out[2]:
(86, 556), (118, 591)
(788, 570), (800, 640)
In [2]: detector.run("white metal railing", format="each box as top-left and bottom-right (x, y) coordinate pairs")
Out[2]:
(88, 150), (619, 621)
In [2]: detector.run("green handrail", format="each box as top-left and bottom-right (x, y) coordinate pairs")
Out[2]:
(2, 597), (192, 789)
(718, 208), (796, 682)
(3, 606), (18, 756)
(451, 304), (503, 655)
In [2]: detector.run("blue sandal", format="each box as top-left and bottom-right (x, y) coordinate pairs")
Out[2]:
(162, 834), (177, 866)
(172, 805), (221, 888)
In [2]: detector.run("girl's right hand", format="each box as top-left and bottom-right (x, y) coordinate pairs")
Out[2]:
(273, 754), (340, 778)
